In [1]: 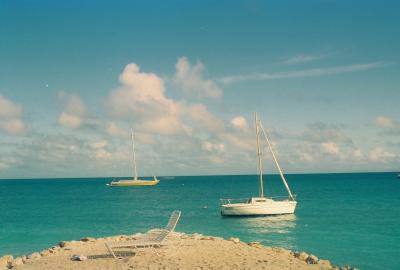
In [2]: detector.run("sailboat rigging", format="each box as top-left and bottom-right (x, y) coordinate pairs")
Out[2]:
(220, 113), (297, 216)
(107, 129), (159, 187)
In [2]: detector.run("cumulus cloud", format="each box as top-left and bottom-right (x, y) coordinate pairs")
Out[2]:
(368, 147), (396, 162)
(375, 116), (399, 128)
(231, 116), (248, 130)
(174, 57), (222, 99)
(106, 122), (129, 138)
(0, 95), (26, 135)
(202, 141), (225, 152)
(320, 142), (340, 155)
(188, 104), (224, 133)
(58, 94), (86, 129)
(108, 62), (228, 139)
(109, 63), (189, 136)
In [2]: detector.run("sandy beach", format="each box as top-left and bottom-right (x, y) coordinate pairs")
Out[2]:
(1, 230), (357, 270)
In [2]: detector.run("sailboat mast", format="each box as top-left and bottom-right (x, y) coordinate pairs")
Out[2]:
(131, 128), (138, 180)
(255, 113), (264, 198)
(259, 122), (295, 200)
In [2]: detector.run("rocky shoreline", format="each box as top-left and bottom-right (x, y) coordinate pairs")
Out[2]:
(1, 231), (358, 270)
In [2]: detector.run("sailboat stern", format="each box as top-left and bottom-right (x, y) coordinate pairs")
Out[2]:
(221, 198), (297, 216)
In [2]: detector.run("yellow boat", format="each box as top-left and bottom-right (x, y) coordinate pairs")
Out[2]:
(107, 129), (159, 187)
(107, 177), (159, 187)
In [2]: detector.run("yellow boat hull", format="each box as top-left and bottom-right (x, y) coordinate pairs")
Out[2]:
(107, 179), (159, 187)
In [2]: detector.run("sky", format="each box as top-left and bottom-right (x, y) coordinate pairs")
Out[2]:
(0, 0), (399, 178)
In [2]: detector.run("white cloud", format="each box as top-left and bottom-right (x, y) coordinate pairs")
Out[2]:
(231, 116), (248, 130)
(188, 104), (224, 133)
(106, 122), (129, 138)
(91, 140), (108, 149)
(220, 62), (388, 84)
(202, 141), (225, 152)
(58, 94), (86, 129)
(282, 54), (322, 65)
(109, 63), (188, 136)
(174, 57), (222, 99)
(0, 95), (26, 135)
(375, 116), (399, 129)
(368, 147), (396, 162)
(320, 142), (340, 155)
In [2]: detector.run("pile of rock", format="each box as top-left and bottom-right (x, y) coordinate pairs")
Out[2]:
(293, 251), (359, 270)
(1, 235), (102, 269)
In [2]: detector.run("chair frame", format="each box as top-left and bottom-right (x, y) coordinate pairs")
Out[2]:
(105, 210), (181, 259)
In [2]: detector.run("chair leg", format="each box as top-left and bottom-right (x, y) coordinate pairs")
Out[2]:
(152, 246), (160, 257)
(106, 244), (117, 259)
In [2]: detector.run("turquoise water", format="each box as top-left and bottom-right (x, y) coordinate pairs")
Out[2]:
(1, 173), (399, 270)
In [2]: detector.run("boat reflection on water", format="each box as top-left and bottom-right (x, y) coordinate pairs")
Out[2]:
(235, 214), (297, 234)
(228, 214), (297, 249)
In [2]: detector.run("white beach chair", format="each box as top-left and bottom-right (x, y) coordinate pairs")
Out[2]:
(105, 210), (181, 259)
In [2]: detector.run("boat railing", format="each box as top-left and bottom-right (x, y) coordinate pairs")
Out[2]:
(220, 198), (249, 204)
(220, 196), (295, 205)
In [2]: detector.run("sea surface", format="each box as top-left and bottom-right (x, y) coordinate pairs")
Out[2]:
(1, 173), (399, 270)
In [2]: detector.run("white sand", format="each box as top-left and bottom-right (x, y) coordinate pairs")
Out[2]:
(1, 231), (352, 270)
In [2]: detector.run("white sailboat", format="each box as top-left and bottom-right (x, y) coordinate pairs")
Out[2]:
(220, 113), (297, 216)
(107, 129), (159, 187)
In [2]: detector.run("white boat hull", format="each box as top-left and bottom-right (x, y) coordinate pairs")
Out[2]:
(221, 199), (297, 216)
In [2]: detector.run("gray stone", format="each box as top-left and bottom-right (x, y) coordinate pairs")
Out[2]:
(295, 251), (309, 261)
(51, 246), (60, 251)
(59, 241), (68, 247)
(306, 254), (318, 264)
(318, 259), (332, 269)
(71, 254), (87, 261)
(0, 255), (13, 268)
(192, 233), (203, 240)
(27, 252), (41, 260)
(248, 242), (263, 248)
(80, 237), (95, 242)
(10, 257), (24, 268)
(229, 237), (240, 244)
(40, 250), (50, 257)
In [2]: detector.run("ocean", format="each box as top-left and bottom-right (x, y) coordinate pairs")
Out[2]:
(0, 172), (399, 270)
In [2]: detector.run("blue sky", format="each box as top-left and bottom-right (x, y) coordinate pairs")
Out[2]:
(0, 0), (399, 178)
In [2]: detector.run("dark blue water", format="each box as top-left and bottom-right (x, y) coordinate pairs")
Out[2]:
(1, 173), (399, 270)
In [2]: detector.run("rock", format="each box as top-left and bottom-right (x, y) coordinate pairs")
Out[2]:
(200, 236), (213, 240)
(229, 237), (240, 244)
(306, 254), (318, 264)
(210, 236), (223, 241)
(318, 259), (332, 269)
(40, 250), (50, 257)
(27, 252), (41, 260)
(0, 255), (13, 268)
(59, 241), (68, 248)
(80, 237), (95, 242)
(50, 246), (60, 253)
(295, 252), (309, 261)
(10, 257), (24, 268)
(71, 255), (87, 261)
(248, 242), (263, 248)
(192, 233), (203, 240)
(21, 256), (27, 263)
